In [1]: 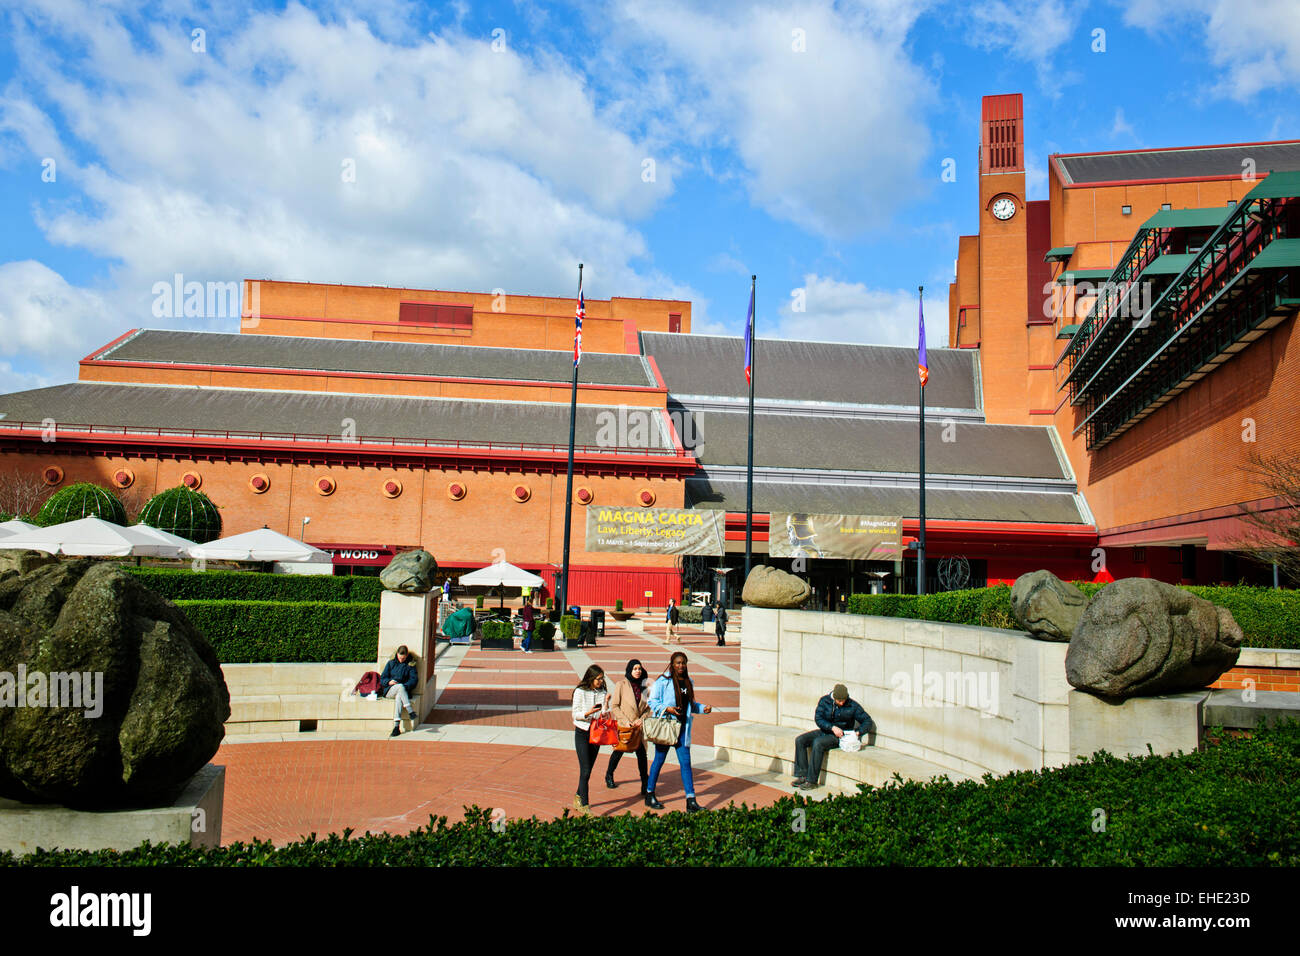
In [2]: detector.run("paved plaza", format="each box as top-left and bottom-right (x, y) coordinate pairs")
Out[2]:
(216, 618), (801, 846)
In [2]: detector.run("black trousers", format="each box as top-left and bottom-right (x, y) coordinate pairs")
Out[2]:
(793, 730), (839, 783)
(606, 743), (649, 789)
(574, 727), (599, 804)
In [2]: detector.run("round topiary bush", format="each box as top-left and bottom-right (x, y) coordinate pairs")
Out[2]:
(138, 486), (223, 543)
(36, 482), (126, 526)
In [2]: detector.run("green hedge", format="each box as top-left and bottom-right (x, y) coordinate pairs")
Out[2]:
(481, 620), (513, 641)
(846, 586), (1015, 630)
(37, 482), (125, 526)
(678, 606), (703, 624)
(127, 568), (383, 603)
(175, 600), (378, 662)
(536, 622), (556, 641)
(849, 583), (1300, 648)
(559, 615), (580, 641)
(7, 722), (1298, 866)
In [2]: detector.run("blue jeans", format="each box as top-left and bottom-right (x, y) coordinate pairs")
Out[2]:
(521, 627), (532, 651)
(647, 740), (695, 798)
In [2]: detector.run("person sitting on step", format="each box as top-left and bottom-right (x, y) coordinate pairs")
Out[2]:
(380, 645), (419, 737)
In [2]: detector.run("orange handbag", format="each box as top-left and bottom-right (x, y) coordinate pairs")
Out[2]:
(614, 723), (643, 752)
(589, 715), (619, 746)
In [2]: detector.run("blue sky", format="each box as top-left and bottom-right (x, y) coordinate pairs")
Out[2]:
(1, 0), (1297, 391)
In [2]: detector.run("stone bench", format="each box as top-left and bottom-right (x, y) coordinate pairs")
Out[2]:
(222, 662), (432, 737)
(714, 720), (973, 792)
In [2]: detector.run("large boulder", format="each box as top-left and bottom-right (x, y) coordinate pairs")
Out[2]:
(1009, 570), (1089, 642)
(380, 549), (438, 593)
(1065, 578), (1243, 699)
(0, 559), (230, 808)
(0, 549), (56, 578)
(742, 566), (811, 609)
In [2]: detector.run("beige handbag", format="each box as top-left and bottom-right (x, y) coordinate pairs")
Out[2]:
(641, 715), (681, 746)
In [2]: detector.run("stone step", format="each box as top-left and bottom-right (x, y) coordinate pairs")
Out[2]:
(713, 720), (972, 792)
(1204, 688), (1300, 729)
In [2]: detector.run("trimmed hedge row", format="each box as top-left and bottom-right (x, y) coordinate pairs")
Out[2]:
(848, 583), (1300, 648)
(481, 620), (513, 641)
(846, 587), (1015, 630)
(128, 568), (384, 603)
(175, 600), (378, 662)
(677, 606), (703, 624)
(7, 722), (1298, 866)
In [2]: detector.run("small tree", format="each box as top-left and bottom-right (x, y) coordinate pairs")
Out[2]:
(0, 469), (50, 520)
(138, 486), (223, 543)
(37, 482), (126, 526)
(1233, 451), (1300, 585)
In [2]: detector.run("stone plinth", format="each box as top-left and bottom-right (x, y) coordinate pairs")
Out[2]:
(0, 763), (224, 856)
(1068, 689), (1207, 762)
(378, 590), (437, 722)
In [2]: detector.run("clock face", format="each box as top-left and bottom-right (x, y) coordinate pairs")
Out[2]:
(991, 197), (1016, 220)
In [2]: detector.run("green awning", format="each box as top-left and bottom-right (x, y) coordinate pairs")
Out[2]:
(1139, 253), (1196, 276)
(1247, 237), (1300, 270)
(1044, 246), (1075, 262)
(1140, 207), (1229, 230)
(1055, 269), (1114, 285)
(1242, 169), (1300, 201)
(1057, 324), (1081, 339)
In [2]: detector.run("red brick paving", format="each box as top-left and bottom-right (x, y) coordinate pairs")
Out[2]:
(216, 619), (764, 846)
(215, 739), (785, 846)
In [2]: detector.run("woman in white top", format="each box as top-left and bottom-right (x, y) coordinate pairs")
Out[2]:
(571, 664), (608, 813)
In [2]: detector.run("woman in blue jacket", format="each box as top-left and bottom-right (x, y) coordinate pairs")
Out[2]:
(380, 645), (419, 737)
(644, 651), (713, 812)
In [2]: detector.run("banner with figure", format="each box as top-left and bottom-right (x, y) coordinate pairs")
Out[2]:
(586, 507), (724, 556)
(768, 513), (904, 561)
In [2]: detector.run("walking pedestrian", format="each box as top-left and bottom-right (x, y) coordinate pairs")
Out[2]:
(604, 659), (650, 794)
(520, 597), (536, 653)
(570, 664), (608, 814)
(380, 645), (419, 737)
(666, 599), (680, 644)
(714, 604), (729, 646)
(644, 651), (713, 812)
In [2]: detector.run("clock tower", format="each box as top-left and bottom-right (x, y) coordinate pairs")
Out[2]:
(976, 94), (1031, 424)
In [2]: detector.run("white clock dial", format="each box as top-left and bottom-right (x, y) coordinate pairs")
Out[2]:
(991, 197), (1016, 220)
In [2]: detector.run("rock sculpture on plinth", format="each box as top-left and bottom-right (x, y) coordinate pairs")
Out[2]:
(1065, 578), (1243, 699)
(1009, 570), (1089, 642)
(742, 565), (811, 609)
(379, 549), (438, 593)
(0, 558), (230, 809)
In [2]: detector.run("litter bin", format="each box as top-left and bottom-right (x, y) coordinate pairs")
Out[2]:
(590, 608), (605, 637)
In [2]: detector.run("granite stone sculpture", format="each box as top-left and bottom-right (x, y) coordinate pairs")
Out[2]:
(1065, 578), (1243, 698)
(1009, 570), (1089, 642)
(0, 558), (230, 808)
(742, 565), (811, 609)
(379, 549), (438, 593)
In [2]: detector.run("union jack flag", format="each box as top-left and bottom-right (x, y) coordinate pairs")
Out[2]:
(574, 280), (584, 367)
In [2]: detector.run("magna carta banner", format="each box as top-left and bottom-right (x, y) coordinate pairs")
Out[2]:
(585, 507), (725, 556)
(768, 513), (904, 561)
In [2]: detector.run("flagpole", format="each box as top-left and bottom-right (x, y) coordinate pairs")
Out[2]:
(558, 263), (581, 617)
(918, 284), (927, 597)
(745, 275), (756, 583)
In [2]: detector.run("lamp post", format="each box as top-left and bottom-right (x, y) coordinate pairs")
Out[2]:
(301, 516), (310, 541)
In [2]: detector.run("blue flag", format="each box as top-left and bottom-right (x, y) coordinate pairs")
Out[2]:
(918, 292), (928, 387)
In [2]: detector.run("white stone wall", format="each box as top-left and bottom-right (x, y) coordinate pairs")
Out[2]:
(740, 608), (1071, 777)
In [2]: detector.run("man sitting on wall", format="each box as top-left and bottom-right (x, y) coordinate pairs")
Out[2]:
(792, 683), (873, 790)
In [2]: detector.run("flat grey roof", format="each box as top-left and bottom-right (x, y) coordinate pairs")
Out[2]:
(682, 409), (1068, 479)
(1055, 142), (1300, 186)
(96, 330), (656, 388)
(687, 478), (1087, 524)
(642, 332), (979, 410)
(0, 383), (670, 450)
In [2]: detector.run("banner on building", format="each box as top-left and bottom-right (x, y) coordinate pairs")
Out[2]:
(768, 513), (904, 561)
(585, 507), (724, 556)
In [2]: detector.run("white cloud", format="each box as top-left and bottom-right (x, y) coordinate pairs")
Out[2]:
(776, 273), (948, 348)
(964, 0), (1084, 94)
(1121, 0), (1300, 100)
(604, 0), (938, 239)
(0, 1), (698, 386)
(0, 260), (114, 371)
